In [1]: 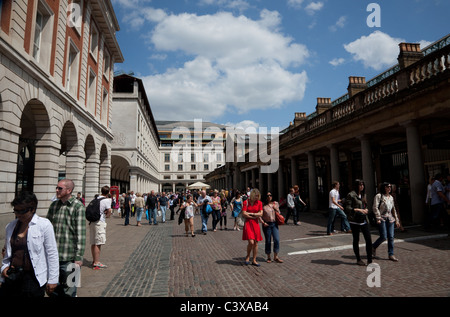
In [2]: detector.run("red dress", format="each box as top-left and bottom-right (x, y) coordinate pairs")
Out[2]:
(242, 200), (263, 241)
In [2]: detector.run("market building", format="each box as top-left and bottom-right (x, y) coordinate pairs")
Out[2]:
(0, 0), (123, 230)
(206, 34), (450, 225)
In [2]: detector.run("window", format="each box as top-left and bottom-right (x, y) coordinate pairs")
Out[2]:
(32, 1), (54, 71)
(178, 164), (183, 171)
(102, 88), (108, 121)
(87, 69), (96, 113)
(164, 176), (170, 180)
(164, 164), (170, 171)
(90, 23), (99, 61)
(204, 164), (209, 170)
(216, 153), (222, 162)
(66, 40), (80, 96)
(203, 153), (209, 162)
(164, 153), (170, 162)
(103, 48), (110, 80)
(191, 164), (196, 171)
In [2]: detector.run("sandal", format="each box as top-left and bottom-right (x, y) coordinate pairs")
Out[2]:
(267, 258), (272, 263)
(274, 258), (284, 263)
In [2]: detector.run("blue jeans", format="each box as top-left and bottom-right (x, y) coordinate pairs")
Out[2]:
(327, 208), (350, 234)
(373, 220), (395, 256)
(212, 209), (221, 230)
(149, 208), (158, 224)
(160, 206), (167, 222)
(201, 212), (210, 232)
(262, 222), (280, 255)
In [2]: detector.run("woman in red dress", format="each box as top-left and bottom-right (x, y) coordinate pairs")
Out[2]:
(242, 189), (263, 266)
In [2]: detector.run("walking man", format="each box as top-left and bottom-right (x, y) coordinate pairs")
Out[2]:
(47, 179), (86, 297)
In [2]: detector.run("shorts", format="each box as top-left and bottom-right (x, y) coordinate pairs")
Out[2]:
(90, 221), (107, 245)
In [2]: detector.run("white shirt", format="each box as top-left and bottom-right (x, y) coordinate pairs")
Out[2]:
(329, 188), (341, 209)
(287, 193), (295, 208)
(1, 214), (59, 286)
(98, 195), (112, 222)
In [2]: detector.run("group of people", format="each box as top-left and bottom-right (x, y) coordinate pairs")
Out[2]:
(1, 179), (107, 297)
(2, 172), (449, 297)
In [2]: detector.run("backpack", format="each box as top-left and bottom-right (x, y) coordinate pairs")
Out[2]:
(85, 197), (105, 223)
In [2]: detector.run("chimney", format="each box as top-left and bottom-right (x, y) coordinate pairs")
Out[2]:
(347, 76), (367, 97)
(398, 43), (424, 68)
(316, 98), (332, 114)
(294, 112), (307, 126)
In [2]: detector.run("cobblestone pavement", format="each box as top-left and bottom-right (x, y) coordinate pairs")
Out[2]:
(77, 208), (450, 299)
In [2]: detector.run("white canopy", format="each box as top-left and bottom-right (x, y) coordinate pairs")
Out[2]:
(187, 182), (211, 190)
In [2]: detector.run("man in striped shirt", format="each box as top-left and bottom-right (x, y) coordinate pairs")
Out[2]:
(47, 179), (86, 297)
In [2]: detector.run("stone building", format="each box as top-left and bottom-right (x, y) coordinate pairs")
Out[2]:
(110, 73), (160, 194)
(206, 35), (450, 225)
(0, 0), (123, 230)
(157, 120), (226, 193)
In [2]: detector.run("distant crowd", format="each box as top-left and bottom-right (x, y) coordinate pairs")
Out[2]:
(1, 172), (449, 297)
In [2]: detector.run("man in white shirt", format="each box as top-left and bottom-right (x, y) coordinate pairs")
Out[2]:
(285, 188), (296, 224)
(327, 181), (351, 235)
(90, 186), (111, 269)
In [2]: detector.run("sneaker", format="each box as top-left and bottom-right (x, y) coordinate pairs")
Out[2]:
(93, 262), (108, 269)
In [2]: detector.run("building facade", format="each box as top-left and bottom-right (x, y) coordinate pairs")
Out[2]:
(0, 0), (123, 231)
(111, 73), (160, 194)
(206, 35), (450, 225)
(157, 120), (226, 193)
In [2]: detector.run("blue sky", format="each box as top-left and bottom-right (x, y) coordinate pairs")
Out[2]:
(111, 0), (449, 131)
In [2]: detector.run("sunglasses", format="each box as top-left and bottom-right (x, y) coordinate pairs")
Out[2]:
(56, 186), (66, 191)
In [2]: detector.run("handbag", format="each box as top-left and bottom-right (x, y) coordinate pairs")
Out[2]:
(275, 212), (285, 225)
(205, 204), (213, 214)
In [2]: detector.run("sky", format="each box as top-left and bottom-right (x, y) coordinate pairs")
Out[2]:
(110, 0), (450, 131)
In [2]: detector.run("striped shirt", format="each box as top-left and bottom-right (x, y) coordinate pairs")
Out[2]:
(47, 195), (86, 262)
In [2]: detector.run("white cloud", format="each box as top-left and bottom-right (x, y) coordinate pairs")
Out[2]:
(129, 10), (310, 121)
(344, 31), (405, 71)
(329, 16), (346, 32)
(305, 2), (324, 15)
(329, 58), (345, 67)
(287, 0), (304, 9)
(224, 120), (260, 131)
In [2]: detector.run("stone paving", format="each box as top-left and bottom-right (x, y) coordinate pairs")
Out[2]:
(77, 208), (450, 299)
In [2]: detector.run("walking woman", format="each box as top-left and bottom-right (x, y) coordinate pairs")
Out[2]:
(1, 192), (59, 297)
(261, 192), (284, 263)
(372, 182), (400, 262)
(219, 190), (228, 230)
(242, 189), (263, 267)
(179, 194), (198, 237)
(344, 179), (373, 266)
(230, 191), (243, 231)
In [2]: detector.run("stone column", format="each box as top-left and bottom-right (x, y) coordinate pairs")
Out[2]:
(359, 135), (376, 210)
(307, 152), (318, 210)
(85, 158), (100, 201)
(290, 156), (298, 187)
(329, 144), (340, 183)
(32, 139), (60, 216)
(251, 168), (256, 189)
(277, 161), (285, 202)
(259, 168), (265, 195)
(404, 122), (426, 223)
